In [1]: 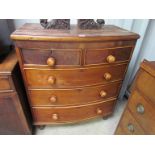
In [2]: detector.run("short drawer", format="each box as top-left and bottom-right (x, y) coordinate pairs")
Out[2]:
(25, 63), (127, 89)
(21, 49), (82, 67)
(0, 76), (12, 91)
(32, 99), (115, 124)
(28, 82), (121, 106)
(85, 46), (133, 65)
(128, 90), (155, 134)
(115, 108), (145, 135)
(135, 69), (155, 104)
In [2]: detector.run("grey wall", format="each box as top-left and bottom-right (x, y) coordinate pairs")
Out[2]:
(0, 19), (11, 45)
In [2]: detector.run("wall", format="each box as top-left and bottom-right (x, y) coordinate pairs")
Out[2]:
(0, 19), (11, 45)
(130, 20), (155, 81)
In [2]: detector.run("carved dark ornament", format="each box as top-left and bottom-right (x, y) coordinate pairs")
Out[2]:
(78, 19), (105, 29)
(40, 19), (70, 29)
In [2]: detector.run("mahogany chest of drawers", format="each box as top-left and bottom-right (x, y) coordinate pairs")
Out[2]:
(0, 51), (33, 134)
(11, 24), (139, 126)
(115, 60), (155, 135)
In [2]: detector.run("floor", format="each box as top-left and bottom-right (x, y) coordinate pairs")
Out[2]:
(36, 99), (127, 135)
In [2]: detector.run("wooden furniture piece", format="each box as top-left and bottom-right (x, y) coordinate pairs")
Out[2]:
(11, 24), (139, 126)
(115, 60), (155, 135)
(0, 51), (33, 134)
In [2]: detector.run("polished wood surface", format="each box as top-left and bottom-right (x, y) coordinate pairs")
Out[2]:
(24, 64), (127, 89)
(11, 24), (139, 125)
(0, 51), (17, 73)
(85, 46), (132, 65)
(0, 76), (12, 91)
(0, 51), (33, 134)
(21, 48), (81, 67)
(28, 82), (120, 106)
(32, 99), (116, 124)
(135, 69), (155, 104)
(115, 109), (145, 135)
(11, 24), (140, 42)
(115, 60), (155, 135)
(128, 90), (155, 134)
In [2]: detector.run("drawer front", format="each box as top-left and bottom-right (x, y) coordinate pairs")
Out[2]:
(85, 47), (133, 65)
(32, 99), (115, 124)
(136, 69), (155, 104)
(0, 76), (12, 91)
(29, 82), (121, 106)
(116, 108), (145, 135)
(25, 64), (127, 89)
(21, 49), (82, 67)
(128, 90), (155, 134)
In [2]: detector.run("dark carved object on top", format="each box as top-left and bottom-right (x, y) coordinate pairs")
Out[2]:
(78, 19), (105, 29)
(40, 19), (70, 29)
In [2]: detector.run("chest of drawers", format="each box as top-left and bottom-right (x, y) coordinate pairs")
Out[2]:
(11, 24), (139, 126)
(0, 51), (33, 134)
(115, 60), (155, 135)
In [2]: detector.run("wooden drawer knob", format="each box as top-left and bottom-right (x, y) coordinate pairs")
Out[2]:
(52, 113), (59, 120)
(104, 73), (112, 80)
(50, 96), (57, 103)
(47, 57), (55, 66)
(106, 55), (116, 63)
(97, 108), (103, 114)
(127, 123), (134, 133)
(136, 103), (145, 114)
(48, 76), (55, 85)
(100, 90), (107, 98)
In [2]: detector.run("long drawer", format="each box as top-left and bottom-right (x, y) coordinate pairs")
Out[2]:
(128, 90), (155, 134)
(24, 63), (127, 89)
(32, 99), (116, 125)
(28, 82), (121, 106)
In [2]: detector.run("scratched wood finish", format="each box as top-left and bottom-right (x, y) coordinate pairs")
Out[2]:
(11, 24), (139, 125)
(115, 60), (155, 135)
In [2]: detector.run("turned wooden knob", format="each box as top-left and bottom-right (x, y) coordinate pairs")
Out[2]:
(47, 57), (55, 66)
(100, 90), (107, 98)
(52, 113), (58, 120)
(97, 108), (102, 114)
(47, 76), (55, 85)
(50, 96), (57, 103)
(104, 73), (112, 80)
(106, 55), (116, 63)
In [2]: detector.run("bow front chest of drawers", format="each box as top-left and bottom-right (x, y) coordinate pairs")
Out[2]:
(11, 24), (139, 126)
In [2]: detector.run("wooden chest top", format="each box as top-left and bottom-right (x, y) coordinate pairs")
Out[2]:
(0, 51), (17, 75)
(10, 24), (140, 42)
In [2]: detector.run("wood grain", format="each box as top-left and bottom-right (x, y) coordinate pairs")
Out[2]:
(0, 51), (33, 134)
(24, 64), (127, 89)
(11, 24), (140, 42)
(32, 99), (116, 125)
(11, 24), (139, 125)
(28, 82), (121, 106)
